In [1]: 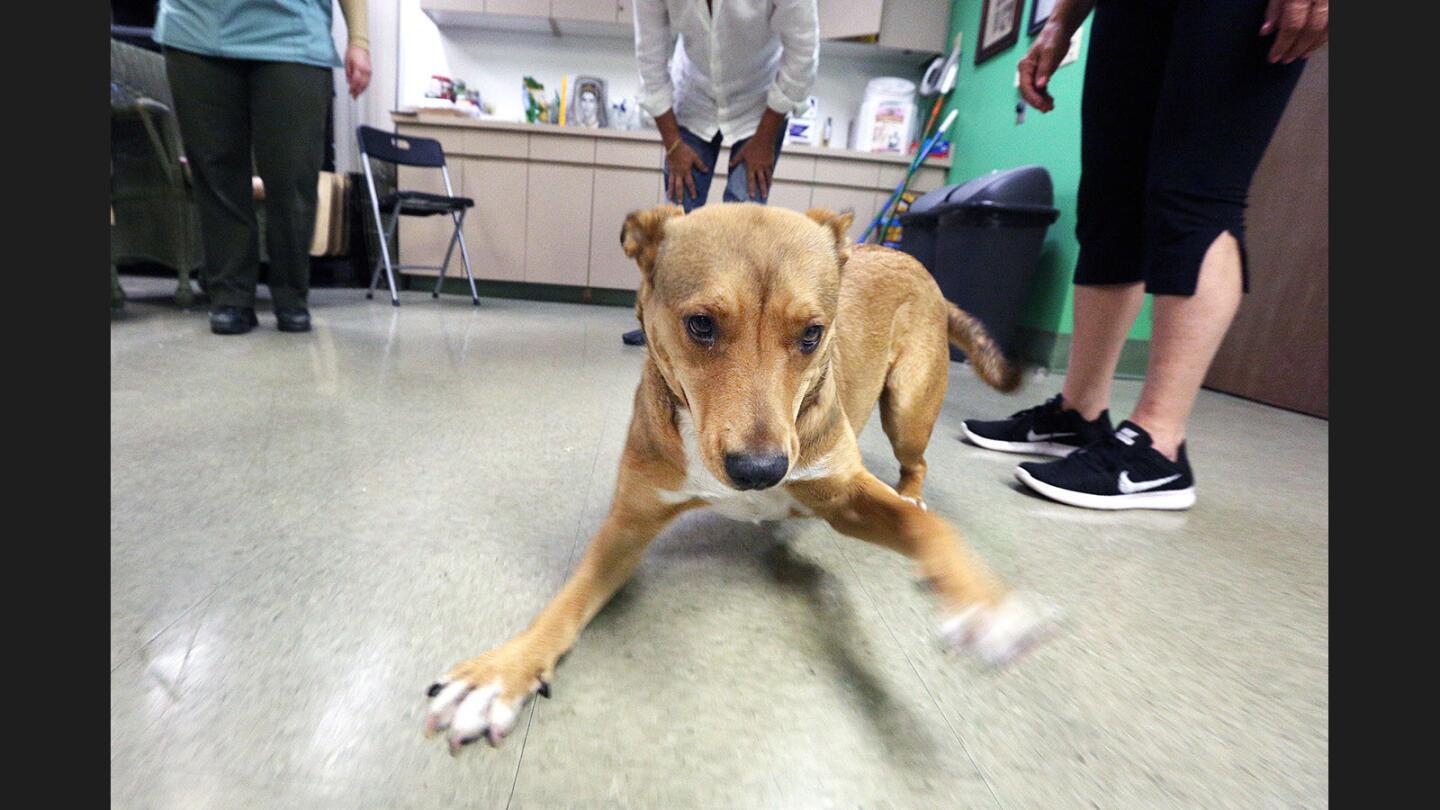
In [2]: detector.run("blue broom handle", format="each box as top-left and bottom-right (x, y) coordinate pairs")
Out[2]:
(863, 110), (957, 243)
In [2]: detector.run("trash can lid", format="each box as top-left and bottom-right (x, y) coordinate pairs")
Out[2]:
(900, 165), (1056, 223)
(951, 164), (1054, 209)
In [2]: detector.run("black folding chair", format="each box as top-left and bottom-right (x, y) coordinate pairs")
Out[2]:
(357, 125), (478, 306)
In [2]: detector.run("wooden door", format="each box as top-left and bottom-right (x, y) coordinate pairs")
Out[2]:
(1204, 47), (1329, 417)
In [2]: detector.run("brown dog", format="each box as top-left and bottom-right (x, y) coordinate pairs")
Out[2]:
(424, 203), (1053, 753)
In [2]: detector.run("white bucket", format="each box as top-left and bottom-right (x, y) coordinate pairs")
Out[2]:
(854, 77), (916, 154)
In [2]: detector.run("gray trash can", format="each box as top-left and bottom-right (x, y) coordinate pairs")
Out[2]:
(899, 165), (1059, 361)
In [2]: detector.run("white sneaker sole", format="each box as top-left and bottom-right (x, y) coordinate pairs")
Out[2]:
(1014, 467), (1196, 511)
(961, 423), (1078, 458)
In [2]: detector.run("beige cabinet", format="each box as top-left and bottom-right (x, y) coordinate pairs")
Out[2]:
(395, 164), (461, 276)
(461, 158), (528, 282)
(524, 163), (595, 285)
(817, 0), (884, 41)
(810, 185), (877, 243)
(484, 0), (548, 16)
(877, 0), (952, 52)
(768, 181), (813, 213)
(818, 0), (951, 54)
(551, 0), (618, 23)
(419, 0), (486, 13)
(588, 167), (663, 290)
(393, 117), (952, 293)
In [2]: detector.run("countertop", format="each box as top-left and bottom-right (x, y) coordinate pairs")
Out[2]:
(391, 110), (951, 168)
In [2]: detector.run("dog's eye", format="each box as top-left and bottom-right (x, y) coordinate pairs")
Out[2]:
(800, 324), (824, 353)
(685, 314), (715, 344)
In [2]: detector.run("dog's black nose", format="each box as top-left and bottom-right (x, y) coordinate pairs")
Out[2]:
(724, 453), (789, 490)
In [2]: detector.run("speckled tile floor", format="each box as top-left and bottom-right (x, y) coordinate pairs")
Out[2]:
(112, 277), (1327, 808)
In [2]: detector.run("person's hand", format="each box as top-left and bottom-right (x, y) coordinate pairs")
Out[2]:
(729, 128), (777, 200)
(665, 140), (710, 204)
(1017, 21), (1076, 113)
(345, 44), (372, 98)
(1261, 0), (1328, 64)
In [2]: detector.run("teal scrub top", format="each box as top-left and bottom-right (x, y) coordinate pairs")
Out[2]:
(153, 0), (341, 68)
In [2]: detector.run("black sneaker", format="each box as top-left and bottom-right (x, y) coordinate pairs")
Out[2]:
(622, 328), (646, 346)
(210, 306), (259, 335)
(275, 307), (311, 333)
(1015, 421), (1196, 511)
(961, 394), (1113, 457)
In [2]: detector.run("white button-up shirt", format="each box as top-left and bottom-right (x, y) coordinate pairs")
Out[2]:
(633, 0), (819, 142)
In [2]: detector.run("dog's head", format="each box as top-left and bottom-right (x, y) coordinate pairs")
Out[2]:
(622, 203), (854, 491)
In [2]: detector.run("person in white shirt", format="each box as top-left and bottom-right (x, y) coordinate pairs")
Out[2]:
(622, 0), (818, 345)
(634, 0), (818, 209)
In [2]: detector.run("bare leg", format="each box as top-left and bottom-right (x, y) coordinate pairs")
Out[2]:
(1060, 282), (1147, 420)
(1129, 232), (1244, 460)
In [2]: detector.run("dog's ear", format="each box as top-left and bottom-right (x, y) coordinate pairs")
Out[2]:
(805, 207), (855, 266)
(620, 204), (683, 278)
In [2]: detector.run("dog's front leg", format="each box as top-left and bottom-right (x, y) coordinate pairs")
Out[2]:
(796, 471), (1053, 666)
(424, 490), (687, 753)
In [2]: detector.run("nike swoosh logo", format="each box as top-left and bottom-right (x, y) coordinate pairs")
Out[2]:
(1118, 471), (1181, 494)
(1026, 429), (1076, 441)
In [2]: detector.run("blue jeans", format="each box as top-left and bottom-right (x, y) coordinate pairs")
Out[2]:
(664, 125), (787, 213)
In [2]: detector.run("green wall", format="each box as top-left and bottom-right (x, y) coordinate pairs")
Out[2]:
(939, 0), (1151, 369)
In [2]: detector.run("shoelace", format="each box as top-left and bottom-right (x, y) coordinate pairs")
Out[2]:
(1066, 432), (1132, 472)
(1008, 393), (1065, 421)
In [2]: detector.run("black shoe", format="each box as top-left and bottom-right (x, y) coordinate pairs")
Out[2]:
(210, 306), (258, 335)
(622, 328), (646, 346)
(961, 394), (1113, 457)
(1015, 421), (1196, 511)
(275, 307), (311, 333)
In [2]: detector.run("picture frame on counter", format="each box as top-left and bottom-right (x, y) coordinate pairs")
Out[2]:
(564, 75), (609, 129)
(1029, 0), (1057, 36)
(977, 0), (1024, 64)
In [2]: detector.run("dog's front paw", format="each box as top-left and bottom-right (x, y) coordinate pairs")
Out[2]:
(423, 644), (552, 755)
(940, 591), (1058, 667)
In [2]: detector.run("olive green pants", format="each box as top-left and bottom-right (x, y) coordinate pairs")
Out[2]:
(165, 48), (330, 309)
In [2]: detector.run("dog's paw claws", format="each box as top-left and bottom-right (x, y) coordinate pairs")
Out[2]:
(424, 651), (550, 755)
(940, 591), (1059, 667)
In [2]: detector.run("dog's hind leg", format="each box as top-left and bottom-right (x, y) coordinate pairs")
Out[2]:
(879, 336), (948, 509)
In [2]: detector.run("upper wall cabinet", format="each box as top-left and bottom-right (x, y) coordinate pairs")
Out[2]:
(421, 1), (629, 31)
(484, 1), (547, 18)
(424, 0), (944, 53)
(550, 1), (621, 24)
(817, 0), (884, 41)
(818, 0), (951, 54)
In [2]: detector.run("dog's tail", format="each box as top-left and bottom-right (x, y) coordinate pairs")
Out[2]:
(945, 301), (1022, 393)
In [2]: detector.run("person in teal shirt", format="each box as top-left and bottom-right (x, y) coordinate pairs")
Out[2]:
(155, 0), (372, 334)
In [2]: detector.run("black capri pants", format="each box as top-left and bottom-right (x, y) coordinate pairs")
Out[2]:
(1074, 0), (1306, 295)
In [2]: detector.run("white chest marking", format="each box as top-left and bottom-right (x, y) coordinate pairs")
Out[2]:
(657, 411), (833, 523)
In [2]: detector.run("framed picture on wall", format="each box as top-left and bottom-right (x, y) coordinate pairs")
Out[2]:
(1029, 0), (1057, 36)
(977, 0), (1025, 64)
